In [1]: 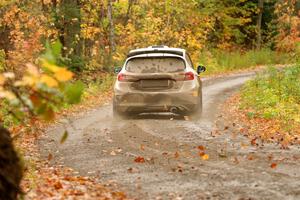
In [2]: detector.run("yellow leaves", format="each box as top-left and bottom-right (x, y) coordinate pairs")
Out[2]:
(14, 60), (73, 88)
(41, 59), (61, 73)
(41, 75), (58, 87)
(54, 68), (73, 82)
(0, 74), (5, 85)
(41, 59), (73, 82)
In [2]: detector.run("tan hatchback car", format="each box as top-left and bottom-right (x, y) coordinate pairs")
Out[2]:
(113, 46), (206, 117)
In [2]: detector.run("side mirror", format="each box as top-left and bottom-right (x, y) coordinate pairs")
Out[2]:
(197, 65), (206, 74)
(114, 67), (122, 74)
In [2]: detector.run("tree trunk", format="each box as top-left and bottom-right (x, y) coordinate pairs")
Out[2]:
(108, 0), (116, 53)
(124, 0), (134, 25)
(61, 0), (82, 58)
(256, 0), (264, 50)
(0, 126), (23, 200)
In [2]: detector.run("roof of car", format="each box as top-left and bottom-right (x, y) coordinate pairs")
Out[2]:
(127, 46), (185, 58)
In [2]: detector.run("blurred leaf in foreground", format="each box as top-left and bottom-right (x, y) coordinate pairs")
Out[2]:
(60, 131), (69, 144)
(65, 81), (85, 104)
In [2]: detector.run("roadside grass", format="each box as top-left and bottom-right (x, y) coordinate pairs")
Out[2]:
(199, 49), (295, 75)
(240, 64), (300, 136)
(82, 74), (114, 100)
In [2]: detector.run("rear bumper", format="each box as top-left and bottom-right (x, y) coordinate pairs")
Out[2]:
(113, 91), (201, 113)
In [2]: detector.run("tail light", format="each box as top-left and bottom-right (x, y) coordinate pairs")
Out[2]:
(118, 73), (132, 82)
(184, 72), (195, 81)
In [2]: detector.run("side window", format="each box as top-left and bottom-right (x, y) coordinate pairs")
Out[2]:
(185, 53), (194, 68)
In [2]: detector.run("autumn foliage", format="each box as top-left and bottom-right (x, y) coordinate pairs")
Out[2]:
(0, 0), (299, 199)
(1, 0), (299, 73)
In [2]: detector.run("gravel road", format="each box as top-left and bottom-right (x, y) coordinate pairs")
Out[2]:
(40, 72), (300, 200)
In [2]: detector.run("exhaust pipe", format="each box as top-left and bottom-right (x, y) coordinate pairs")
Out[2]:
(170, 107), (178, 114)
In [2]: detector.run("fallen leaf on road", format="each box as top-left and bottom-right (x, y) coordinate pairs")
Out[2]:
(198, 145), (205, 151)
(134, 156), (145, 163)
(54, 181), (63, 190)
(270, 163), (277, 169)
(201, 154), (209, 160)
(140, 144), (145, 151)
(268, 154), (273, 161)
(247, 155), (254, 160)
(251, 138), (257, 146)
(116, 148), (122, 153)
(128, 168), (133, 173)
(60, 131), (68, 144)
(233, 157), (239, 164)
(218, 150), (227, 158)
(146, 157), (155, 164)
(48, 153), (53, 161)
(110, 151), (116, 156)
(174, 152), (179, 158)
(199, 152), (205, 157)
(240, 142), (248, 148)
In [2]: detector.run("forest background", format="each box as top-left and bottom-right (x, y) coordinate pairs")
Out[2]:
(1, 0), (299, 76)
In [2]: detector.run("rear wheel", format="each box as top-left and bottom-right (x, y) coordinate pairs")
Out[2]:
(187, 93), (202, 120)
(113, 99), (125, 119)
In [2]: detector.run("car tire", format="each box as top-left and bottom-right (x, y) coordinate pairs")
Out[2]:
(187, 93), (202, 120)
(113, 99), (123, 119)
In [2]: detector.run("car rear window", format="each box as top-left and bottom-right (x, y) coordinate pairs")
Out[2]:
(126, 57), (185, 73)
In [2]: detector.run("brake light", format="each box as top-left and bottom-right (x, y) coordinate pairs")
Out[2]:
(117, 73), (126, 82)
(184, 72), (195, 81)
(118, 73), (132, 82)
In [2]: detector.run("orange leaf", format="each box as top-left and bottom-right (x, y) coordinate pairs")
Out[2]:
(134, 156), (145, 163)
(201, 154), (209, 160)
(247, 155), (254, 160)
(268, 154), (273, 161)
(47, 153), (53, 161)
(198, 145), (205, 151)
(174, 152), (179, 158)
(251, 138), (257, 146)
(53, 181), (63, 190)
(199, 152), (205, 157)
(270, 163), (277, 169)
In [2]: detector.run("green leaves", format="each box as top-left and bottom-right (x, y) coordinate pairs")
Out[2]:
(42, 41), (63, 65)
(64, 81), (85, 104)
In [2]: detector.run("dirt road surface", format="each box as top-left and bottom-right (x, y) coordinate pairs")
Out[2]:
(40, 73), (300, 200)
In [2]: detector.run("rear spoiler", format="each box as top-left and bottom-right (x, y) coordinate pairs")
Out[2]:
(127, 49), (184, 58)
